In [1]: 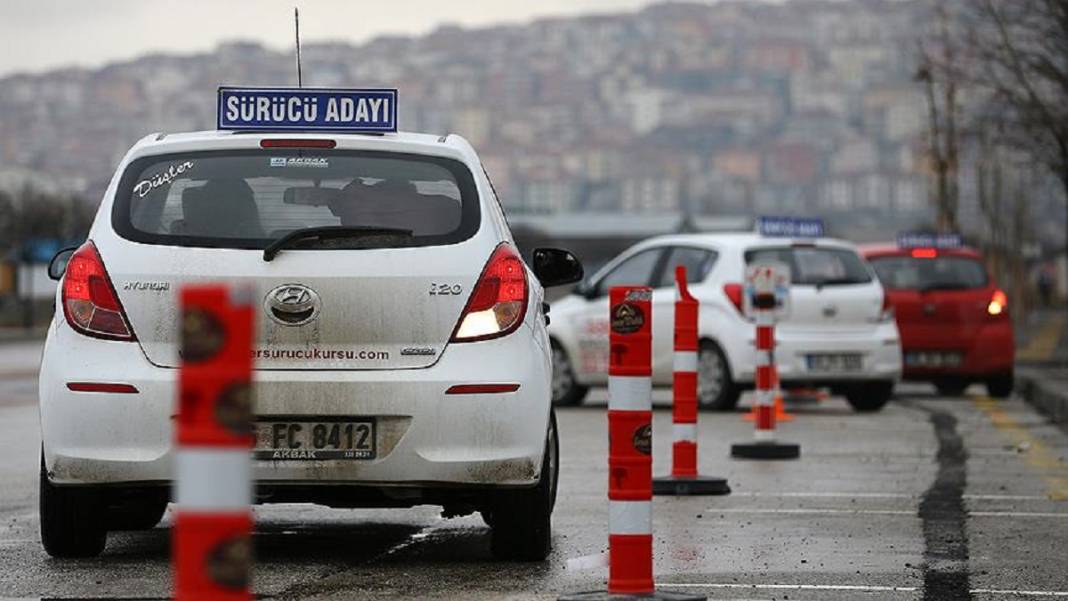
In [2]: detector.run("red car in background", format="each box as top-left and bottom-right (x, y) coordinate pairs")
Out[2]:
(862, 243), (1014, 397)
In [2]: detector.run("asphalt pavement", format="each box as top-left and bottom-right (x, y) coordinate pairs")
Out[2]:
(0, 341), (1066, 600)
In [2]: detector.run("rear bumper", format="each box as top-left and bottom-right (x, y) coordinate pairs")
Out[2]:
(39, 320), (551, 489)
(732, 322), (902, 385)
(900, 319), (1014, 380)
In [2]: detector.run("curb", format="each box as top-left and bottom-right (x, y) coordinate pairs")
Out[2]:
(1016, 367), (1068, 425)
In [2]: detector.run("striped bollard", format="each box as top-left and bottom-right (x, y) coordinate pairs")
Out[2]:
(730, 289), (800, 460)
(561, 286), (704, 601)
(174, 285), (255, 601)
(653, 266), (730, 496)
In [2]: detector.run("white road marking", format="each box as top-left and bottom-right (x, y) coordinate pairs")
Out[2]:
(660, 583), (1068, 597)
(727, 491), (1051, 501)
(706, 508), (1068, 518)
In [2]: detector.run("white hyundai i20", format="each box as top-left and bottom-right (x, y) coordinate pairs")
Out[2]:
(38, 129), (582, 558)
(548, 232), (901, 411)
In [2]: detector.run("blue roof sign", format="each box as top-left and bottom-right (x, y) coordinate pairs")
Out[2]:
(758, 216), (824, 238)
(897, 232), (963, 249)
(217, 87), (397, 133)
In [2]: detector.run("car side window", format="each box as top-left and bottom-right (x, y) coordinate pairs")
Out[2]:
(656, 247), (718, 289)
(595, 249), (663, 297)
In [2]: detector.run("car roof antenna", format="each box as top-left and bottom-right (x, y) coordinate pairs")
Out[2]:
(294, 7), (303, 88)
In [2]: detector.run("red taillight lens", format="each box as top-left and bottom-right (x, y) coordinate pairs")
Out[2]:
(911, 248), (937, 259)
(723, 283), (745, 314)
(451, 244), (528, 342)
(62, 241), (135, 341)
(878, 291), (895, 323)
(988, 289), (1008, 317)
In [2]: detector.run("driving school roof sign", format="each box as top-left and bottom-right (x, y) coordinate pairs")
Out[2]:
(217, 87), (397, 133)
(896, 231), (963, 249)
(757, 216), (824, 238)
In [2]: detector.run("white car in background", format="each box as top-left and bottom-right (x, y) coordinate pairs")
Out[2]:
(38, 128), (583, 559)
(548, 232), (902, 412)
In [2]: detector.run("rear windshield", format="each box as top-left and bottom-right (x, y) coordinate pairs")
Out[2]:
(745, 246), (873, 286)
(869, 255), (988, 290)
(112, 150), (480, 249)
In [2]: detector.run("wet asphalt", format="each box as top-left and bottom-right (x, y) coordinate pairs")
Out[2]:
(1, 342), (1066, 600)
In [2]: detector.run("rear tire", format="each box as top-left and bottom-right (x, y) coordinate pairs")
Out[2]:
(490, 410), (557, 561)
(844, 381), (893, 413)
(986, 373), (1014, 399)
(697, 341), (740, 411)
(40, 453), (107, 558)
(550, 340), (588, 407)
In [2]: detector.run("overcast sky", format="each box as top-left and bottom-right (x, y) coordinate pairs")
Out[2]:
(0, 0), (674, 77)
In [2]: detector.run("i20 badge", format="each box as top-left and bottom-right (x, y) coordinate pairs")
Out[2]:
(265, 284), (321, 326)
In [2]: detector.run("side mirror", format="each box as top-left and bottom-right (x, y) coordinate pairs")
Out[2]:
(48, 247), (77, 281)
(531, 248), (584, 288)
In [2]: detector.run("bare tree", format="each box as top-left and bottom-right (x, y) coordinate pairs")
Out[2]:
(915, 3), (963, 232)
(963, 0), (1068, 264)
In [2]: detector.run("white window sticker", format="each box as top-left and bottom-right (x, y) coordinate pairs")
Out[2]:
(269, 157), (330, 168)
(134, 161), (194, 198)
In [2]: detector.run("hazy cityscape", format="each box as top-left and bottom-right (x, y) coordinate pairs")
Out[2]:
(2, 0), (1042, 242)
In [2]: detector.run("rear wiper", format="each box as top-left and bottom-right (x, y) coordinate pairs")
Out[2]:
(263, 226), (413, 262)
(812, 277), (863, 290)
(919, 282), (970, 293)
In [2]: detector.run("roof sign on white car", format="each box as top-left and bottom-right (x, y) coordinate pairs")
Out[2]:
(757, 216), (824, 238)
(896, 231), (962, 249)
(217, 87), (398, 133)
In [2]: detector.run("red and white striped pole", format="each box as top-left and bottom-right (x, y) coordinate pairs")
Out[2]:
(174, 285), (255, 601)
(731, 276), (799, 460)
(653, 266), (730, 496)
(561, 286), (703, 601)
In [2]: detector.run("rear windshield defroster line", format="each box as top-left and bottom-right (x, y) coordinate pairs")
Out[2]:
(111, 149), (481, 250)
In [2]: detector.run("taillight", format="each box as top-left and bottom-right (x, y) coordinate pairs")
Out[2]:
(911, 248), (937, 259)
(260, 139), (337, 148)
(878, 292), (895, 323)
(988, 289), (1008, 317)
(723, 283), (745, 315)
(61, 241), (136, 341)
(451, 244), (528, 342)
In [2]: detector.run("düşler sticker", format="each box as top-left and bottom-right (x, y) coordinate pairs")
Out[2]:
(133, 161), (194, 198)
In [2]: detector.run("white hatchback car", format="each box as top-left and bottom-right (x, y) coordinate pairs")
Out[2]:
(39, 129), (582, 559)
(548, 232), (902, 411)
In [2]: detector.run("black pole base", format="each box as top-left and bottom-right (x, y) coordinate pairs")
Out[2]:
(730, 441), (801, 460)
(652, 474), (731, 496)
(560, 590), (706, 601)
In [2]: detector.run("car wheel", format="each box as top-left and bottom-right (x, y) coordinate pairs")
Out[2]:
(40, 452), (107, 558)
(934, 379), (969, 397)
(986, 373), (1014, 398)
(844, 381), (893, 413)
(697, 341), (740, 411)
(108, 496), (169, 531)
(550, 340), (588, 407)
(490, 409), (557, 561)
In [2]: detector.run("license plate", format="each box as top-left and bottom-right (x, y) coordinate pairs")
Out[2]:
(805, 353), (863, 372)
(254, 419), (376, 460)
(905, 351), (962, 368)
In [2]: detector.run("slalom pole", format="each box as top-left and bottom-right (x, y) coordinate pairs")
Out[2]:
(653, 266), (730, 496)
(174, 285), (255, 601)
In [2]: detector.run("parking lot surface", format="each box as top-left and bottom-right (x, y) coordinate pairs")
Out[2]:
(0, 342), (1066, 600)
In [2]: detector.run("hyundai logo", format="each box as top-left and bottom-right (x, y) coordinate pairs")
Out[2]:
(265, 284), (321, 326)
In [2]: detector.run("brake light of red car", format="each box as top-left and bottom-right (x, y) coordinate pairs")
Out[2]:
(451, 244), (528, 342)
(723, 283), (745, 314)
(911, 248), (938, 259)
(987, 289), (1008, 317)
(61, 241), (136, 341)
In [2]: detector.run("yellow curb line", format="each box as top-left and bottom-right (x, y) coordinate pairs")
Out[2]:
(973, 395), (1068, 501)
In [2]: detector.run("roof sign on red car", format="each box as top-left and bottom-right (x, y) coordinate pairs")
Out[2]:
(896, 232), (963, 249)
